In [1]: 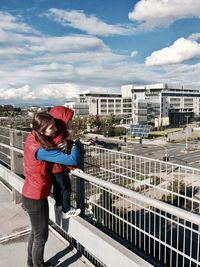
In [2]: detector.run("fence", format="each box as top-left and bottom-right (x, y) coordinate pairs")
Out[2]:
(84, 145), (200, 214)
(0, 126), (200, 267)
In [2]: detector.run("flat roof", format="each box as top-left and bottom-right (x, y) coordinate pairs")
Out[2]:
(79, 93), (121, 97)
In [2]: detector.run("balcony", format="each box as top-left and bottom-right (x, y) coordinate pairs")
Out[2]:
(0, 127), (200, 267)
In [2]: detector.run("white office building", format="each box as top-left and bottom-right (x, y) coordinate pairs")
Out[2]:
(66, 83), (200, 126)
(121, 83), (200, 125)
(78, 93), (132, 118)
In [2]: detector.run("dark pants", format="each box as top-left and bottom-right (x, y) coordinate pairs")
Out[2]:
(22, 196), (49, 267)
(53, 171), (71, 213)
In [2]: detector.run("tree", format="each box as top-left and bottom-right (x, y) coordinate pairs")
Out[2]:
(162, 179), (186, 206)
(4, 105), (14, 111)
(71, 116), (87, 138)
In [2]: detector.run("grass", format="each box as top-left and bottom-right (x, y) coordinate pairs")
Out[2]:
(150, 128), (181, 136)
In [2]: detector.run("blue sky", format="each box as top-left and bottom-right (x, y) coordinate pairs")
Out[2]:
(1, 0), (200, 104)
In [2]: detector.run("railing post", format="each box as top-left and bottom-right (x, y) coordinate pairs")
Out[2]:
(75, 140), (85, 216)
(10, 130), (24, 204)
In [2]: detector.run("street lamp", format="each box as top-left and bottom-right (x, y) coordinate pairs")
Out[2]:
(185, 115), (190, 151)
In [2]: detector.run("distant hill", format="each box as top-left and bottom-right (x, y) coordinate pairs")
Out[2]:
(16, 103), (55, 108)
(0, 97), (77, 108)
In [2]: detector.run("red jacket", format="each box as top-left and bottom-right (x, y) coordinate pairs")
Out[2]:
(22, 131), (53, 199)
(49, 106), (75, 173)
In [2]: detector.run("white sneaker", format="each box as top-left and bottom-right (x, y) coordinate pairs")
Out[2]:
(62, 208), (81, 219)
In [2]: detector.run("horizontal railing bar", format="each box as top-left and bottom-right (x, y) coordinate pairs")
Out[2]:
(0, 143), (24, 154)
(99, 166), (198, 202)
(94, 146), (200, 172)
(72, 171), (200, 226)
(0, 151), (11, 159)
(0, 134), (10, 139)
(1, 139), (200, 173)
(0, 158), (10, 167)
(89, 183), (200, 234)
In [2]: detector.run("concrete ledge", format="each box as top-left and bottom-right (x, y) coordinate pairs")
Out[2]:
(0, 164), (24, 194)
(48, 194), (152, 267)
(66, 216), (152, 267)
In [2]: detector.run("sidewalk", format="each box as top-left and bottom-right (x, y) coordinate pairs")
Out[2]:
(0, 180), (93, 267)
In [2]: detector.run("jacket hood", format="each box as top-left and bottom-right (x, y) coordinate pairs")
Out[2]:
(49, 106), (74, 124)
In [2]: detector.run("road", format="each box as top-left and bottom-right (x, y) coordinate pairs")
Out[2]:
(85, 128), (200, 169)
(121, 141), (200, 169)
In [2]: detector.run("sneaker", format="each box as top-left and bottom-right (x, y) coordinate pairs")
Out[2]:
(62, 208), (81, 219)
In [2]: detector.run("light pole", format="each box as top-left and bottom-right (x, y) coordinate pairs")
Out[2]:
(185, 115), (189, 151)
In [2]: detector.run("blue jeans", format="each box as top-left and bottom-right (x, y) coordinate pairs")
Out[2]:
(53, 171), (71, 213)
(22, 196), (49, 267)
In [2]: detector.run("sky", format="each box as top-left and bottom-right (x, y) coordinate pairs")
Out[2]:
(1, 0), (200, 105)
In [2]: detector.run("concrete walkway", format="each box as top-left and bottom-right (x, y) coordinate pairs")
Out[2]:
(0, 181), (93, 267)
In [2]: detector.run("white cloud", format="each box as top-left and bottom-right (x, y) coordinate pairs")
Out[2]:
(37, 83), (81, 99)
(130, 51), (138, 57)
(45, 9), (134, 36)
(1, 11), (200, 103)
(31, 35), (107, 53)
(189, 32), (200, 41)
(0, 11), (38, 33)
(145, 38), (200, 66)
(0, 85), (36, 100)
(129, 0), (200, 30)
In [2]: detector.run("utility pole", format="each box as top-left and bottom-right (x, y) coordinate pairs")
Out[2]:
(185, 115), (189, 151)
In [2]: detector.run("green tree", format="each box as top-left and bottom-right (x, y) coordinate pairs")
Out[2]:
(162, 179), (186, 206)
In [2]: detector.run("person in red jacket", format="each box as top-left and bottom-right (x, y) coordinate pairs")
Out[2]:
(22, 112), (80, 267)
(49, 106), (81, 219)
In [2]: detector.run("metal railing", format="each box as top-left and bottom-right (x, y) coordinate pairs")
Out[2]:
(0, 126), (200, 267)
(73, 171), (200, 267)
(84, 145), (200, 214)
